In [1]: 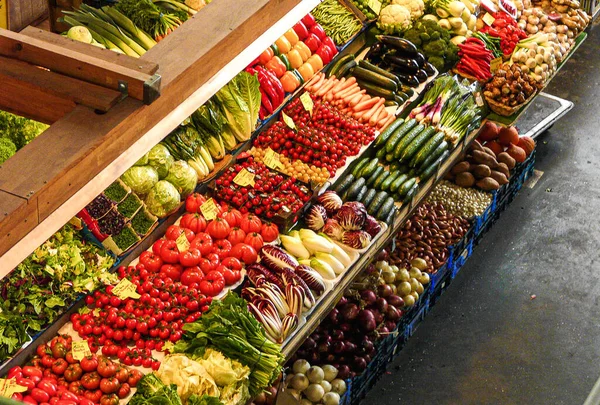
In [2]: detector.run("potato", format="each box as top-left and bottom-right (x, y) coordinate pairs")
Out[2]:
(470, 140), (484, 152)
(451, 161), (471, 175)
(476, 177), (501, 191)
(472, 150), (498, 168)
(490, 170), (509, 185)
(497, 152), (516, 169)
(482, 147), (497, 157)
(455, 172), (475, 188)
(473, 164), (492, 179)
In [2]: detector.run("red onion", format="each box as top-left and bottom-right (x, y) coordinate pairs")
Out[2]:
(340, 323), (352, 333)
(363, 354), (372, 364)
(360, 289), (377, 305)
(341, 303), (359, 320)
(377, 248), (389, 262)
(361, 337), (374, 353)
(303, 337), (317, 349)
(328, 308), (340, 323)
(373, 309), (384, 324)
(318, 342), (330, 353)
(337, 365), (351, 379)
(353, 357), (367, 372)
(358, 309), (376, 332)
(345, 342), (357, 353)
(386, 306), (402, 322)
(332, 330), (345, 341)
(387, 295), (405, 308)
(333, 341), (346, 354)
(376, 297), (388, 313)
(365, 263), (377, 275)
(338, 297), (348, 306)
(385, 320), (397, 331)
(377, 284), (393, 298)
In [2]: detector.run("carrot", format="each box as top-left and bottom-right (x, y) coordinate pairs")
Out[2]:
(316, 78), (338, 97)
(306, 73), (324, 92)
(332, 76), (356, 93)
(309, 74), (327, 93)
(349, 92), (367, 107)
(362, 98), (385, 122)
(353, 96), (380, 112)
(379, 113), (396, 130)
(336, 83), (360, 100)
(369, 104), (385, 127)
(305, 72), (322, 89)
(342, 89), (365, 105)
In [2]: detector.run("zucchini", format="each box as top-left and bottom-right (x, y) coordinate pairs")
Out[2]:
(376, 147), (387, 161)
(351, 67), (398, 92)
(376, 196), (395, 220)
(381, 170), (400, 191)
(403, 182), (419, 203)
(374, 117), (404, 148)
(388, 162), (401, 172)
(401, 126), (437, 161)
(373, 170), (390, 190)
(393, 124), (426, 160)
(333, 173), (354, 194)
(345, 177), (366, 200)
(356, 79), (396, 100)
(419, 141), (449, 172)
(384, 100), (399, 107)
(420, 150), (450, 181)
(375, 35), (418, 55)
(400, 86), (415, 97)
(368, 191), (389, 214)
(385, 119), (418, 153)
(358, 60), (401, 84)
(351, 157), (370, 178)
(366, 165), (385, 187)
(360, 158), (380, 178)
(385, 153), (395, 162)
(328, 54), (354, 77)
(384, 205), (396, 225)
(390, 174), (408, 193)
(397, 177), (417, 198)
(337, 59), (358, 78)
(362, 188), (377, 208)
(411, 131), (445, 168)
(355, 185), (368, 203)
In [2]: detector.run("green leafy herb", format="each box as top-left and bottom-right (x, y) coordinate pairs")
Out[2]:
(104, 181), (130, 203)
(113, 225), (140, 251)
(131, 209), (157, 235)
(117, 193), (143, 218)
(0, 312), (29, 362)
(129, 373), (184, 405)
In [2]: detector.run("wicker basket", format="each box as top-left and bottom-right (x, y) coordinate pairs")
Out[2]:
(485, 92), (536, 116)
(452, 68), (490, 85)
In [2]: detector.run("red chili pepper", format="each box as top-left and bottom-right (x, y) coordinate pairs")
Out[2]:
(259, 87), (274, 114)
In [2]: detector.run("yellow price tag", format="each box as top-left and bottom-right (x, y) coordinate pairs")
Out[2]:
(112, 278), (141, 300)
(282, 111), (296, 130)
(482, 13), (495, 26)
(176, 233), (191, 252)
(475, 92), (484, 107)
(71, 340), (92, 361)
(233, 168), (256, 187)
(263, 148), (283, 170)
(299, 93), (314, 116)
(367, 0), (382, 14)
(200, 198), (219, 221)
(0, 379), (28, 398)
(490, 57), (503, 73)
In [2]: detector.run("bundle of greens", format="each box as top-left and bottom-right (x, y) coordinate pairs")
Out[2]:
(115, 0), (194, 41)
(0, 110), (48, 151)
(0, 312), (29, 363)
(191, 101), (227, 160)
(130, 373), (184, 405)
(162, 124), (215, 180)
(174, 293), (285, 397)
(0, 225), (117, 333)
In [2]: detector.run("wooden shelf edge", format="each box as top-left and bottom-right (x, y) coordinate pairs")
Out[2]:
(0, 0), (321, 275)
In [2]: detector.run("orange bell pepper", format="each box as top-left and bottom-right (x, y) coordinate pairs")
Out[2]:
(286, 49), (304, 69)
(265, 56), (287, 78)
(293, 42), (311, 62)
(259, 48), (274, 65)
(275, 36), (292, 54)
(298, 62), (315, 82)
(280, 71), (300, 93)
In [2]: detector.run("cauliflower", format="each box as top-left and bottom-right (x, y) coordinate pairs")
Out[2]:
(391, 0), (425, 19)
(377, 4), (412, 34)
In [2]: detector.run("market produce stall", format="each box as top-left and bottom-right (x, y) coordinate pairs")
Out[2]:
(0, 0), (592, 404)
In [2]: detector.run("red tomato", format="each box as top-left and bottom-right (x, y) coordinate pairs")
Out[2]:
(117, 383), (131, 399)
(223, 269), (242, 285)
(97, 358), (117, 378)
(84, 390), (103, 403)
(221, 257), (242, 271)
(260, 222), (279, 243)
(160, 264), (182, 281)
(64, 364), (83, 382)
(79, 399), (95, 405)
(199, 271), (225, 296)
(211, 239), (232, 260)
(81, 372), (101, 390)
(152, 239), (166, 255)
(227, 227), (246, 245)
(220, 209), (243, 228)
(180, 213), (207, 233)
(185, 193), (206, 214)
(41, 355), (55, 368)
(240, 213), (262, 234)
(114, 368), (129, 384)
(179, 248), (202, 267)
(206, 218), (231, 240)
(99, 378), (119, 394)
(31, 388), (50, 403)
(22, 395), (38, 405)
(127, 370), (143, 387)
(65, 352), (77, 364)
(159, 240), (180, 264)
(100, 393), (119, 405)
(244, 232), (264, 251)
(190, 233), (213, 256)
(181, 267), (204, 286)
(37, 380), (58, 397)
(68, 381), (85, 396)
(16, 377), (36, 391)
(230, 243), (258, 264)
(36, 344), (50, 358)
(165, 225), (184, 241)
(51, 359), (68, 376)
(80, 356), (98, 373)
(139, 251), (163, 272)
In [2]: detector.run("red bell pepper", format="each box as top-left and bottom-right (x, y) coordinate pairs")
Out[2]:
(316, 44), (333, 64)
(322, 37), (338, 55)
(293, 21), (309, 40)
(309, 24), (327, 41)
(304, 33), (321, 53)
(301, 13), (316, 28)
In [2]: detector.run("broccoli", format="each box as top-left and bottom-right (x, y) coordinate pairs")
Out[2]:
(428, 56), (446, 71)
(430, 31), (441, 40)
(420, 32), (431, 42)
(0, 138), (16, 164)
(403, 29), (422, 46)
(422, 39), (447, 57)
(0, 111), (48, 150)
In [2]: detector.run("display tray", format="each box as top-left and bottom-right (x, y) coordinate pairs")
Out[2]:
(514, 92), (574, 139)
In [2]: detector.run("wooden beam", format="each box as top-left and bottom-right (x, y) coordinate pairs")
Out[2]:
(0, 56), (122, 113)
(0, 192), (37, 267)
(0, 28), (159, 102)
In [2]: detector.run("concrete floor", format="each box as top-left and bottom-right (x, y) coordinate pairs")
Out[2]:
(363, 19), (600, 405)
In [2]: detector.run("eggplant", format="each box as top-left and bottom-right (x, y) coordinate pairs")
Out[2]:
(413, 52), (426, 68)
(364, 42), (385, 64)
(423, 61), (437, 76)
(415, 69), (428, 83)
(395, 72), (420, 87)
(376, 35), (418, 55)
(383, 54), (420, 74)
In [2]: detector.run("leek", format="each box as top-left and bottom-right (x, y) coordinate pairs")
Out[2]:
(102, 7), (157, 50)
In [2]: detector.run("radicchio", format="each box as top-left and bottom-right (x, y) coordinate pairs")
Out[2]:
(306, 204), (328, 231)
(317, 190), (343, 214)
(342, 230), (371, 249)
(335, 202), (367, 231)
(322, 218), (344, 240)
(259, 245), (298, 272)
(363, 215), (382, 238)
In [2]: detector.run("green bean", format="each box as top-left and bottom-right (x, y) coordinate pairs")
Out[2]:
(312, 0), (362, 45)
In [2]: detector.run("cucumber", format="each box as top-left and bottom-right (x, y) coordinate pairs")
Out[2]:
(337, 59), (358, 78)
(420, 150), (450, 181)
(333, 173), (354, 194)
(345, 178), (366, 200)
(388, 162), (401, 172)
(384, 205), (396, 225)
(351, 66), (398, 91)
(411, 131), (445, 167)
(356, 79), (396, 100)
(362, 188), (377, 208)
(419, 140), (449, 172)
(385, 119), (418, 153)
(358, 60), (401, 84)
(375, 147), (387, 161)
(390, 174), (409, 193)
(360, 158), (379, 178)
(373, 170), (390, 190)
(355, 185), (368, 203)
(401, 126), (437, 161)
(393, 124), (425, 160)
(403, 182), (419, 203)
(374, 117), (404, 148)
(351, 157), (370, 178)
(366, 165), (385, 187)
(368, 191), (389, 214)
(381, 170), (400, 191)
(376, 196), (395, 220)
(328, 54), (354, 78)
(398, 177), (417, 198)
(385, 153), (395, 162)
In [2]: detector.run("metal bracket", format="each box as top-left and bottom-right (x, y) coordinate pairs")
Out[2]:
(117, 80), (129, 101)
(143, 74), (162, 105)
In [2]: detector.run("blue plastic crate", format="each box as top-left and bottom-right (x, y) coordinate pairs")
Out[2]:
(428, 262), (450, 294)
(403, 295), (430, 340)
(450, 238), (474, 279)
(473, 191), (498, 237)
